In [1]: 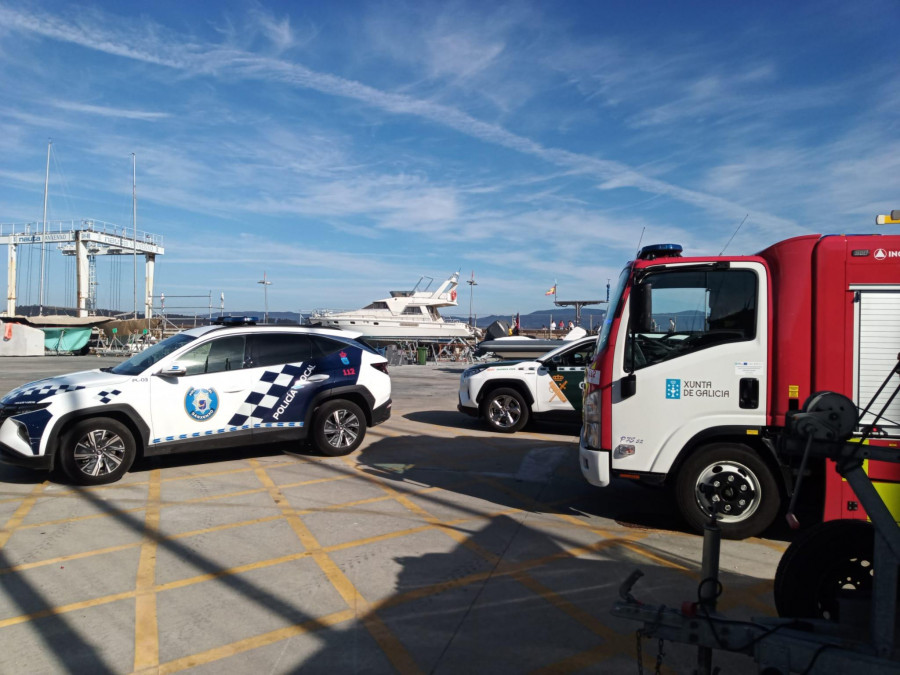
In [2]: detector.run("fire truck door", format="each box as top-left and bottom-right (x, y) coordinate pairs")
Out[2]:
(611, 263), (768, 473)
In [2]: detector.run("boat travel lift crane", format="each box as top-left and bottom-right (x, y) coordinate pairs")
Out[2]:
(1, 219), (164, 318)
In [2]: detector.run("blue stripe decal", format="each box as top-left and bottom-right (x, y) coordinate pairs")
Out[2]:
(151, 421), (303, 444)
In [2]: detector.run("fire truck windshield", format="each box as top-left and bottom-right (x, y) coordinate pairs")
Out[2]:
(596, 267), (631, 355)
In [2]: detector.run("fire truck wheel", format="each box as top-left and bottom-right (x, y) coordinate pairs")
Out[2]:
(675, 443), (779, 540)
(774, 519), (875, 621)
(482, 388), (529, 433)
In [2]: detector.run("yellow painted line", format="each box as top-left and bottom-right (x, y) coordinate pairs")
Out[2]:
(0, 515), (285, 576)
(250, 460), (421, 675)
(15, 470), (358, 533)
(530, 641), (661, 675)
(0, 590), (136, 629)
(154, 551), (314, 593)
(133, 469), (162, 671)
(0, 481), (49, 549)
(157, 608), (357, 674)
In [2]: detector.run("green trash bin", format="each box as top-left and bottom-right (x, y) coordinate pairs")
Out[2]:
(416, 347), (428, 365)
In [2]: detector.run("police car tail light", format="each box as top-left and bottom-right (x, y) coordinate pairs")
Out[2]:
(371, 362), (389, 375)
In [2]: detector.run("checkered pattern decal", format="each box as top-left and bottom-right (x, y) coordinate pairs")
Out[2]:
(19, 383), (85, 401)
(227, 363), (310, 427)
(96, 389), (122, 404)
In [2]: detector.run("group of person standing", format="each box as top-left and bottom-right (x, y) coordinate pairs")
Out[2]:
(545, 320), (575, 333)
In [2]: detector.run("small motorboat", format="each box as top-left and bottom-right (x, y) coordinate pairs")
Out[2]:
(475, 327), (588, 359)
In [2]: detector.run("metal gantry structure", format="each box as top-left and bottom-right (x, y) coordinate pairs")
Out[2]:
(0, 219), (165, 318)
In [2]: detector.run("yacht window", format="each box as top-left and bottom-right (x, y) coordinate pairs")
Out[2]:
(364, 302), (389, 310)
(402, 307), (423, 315)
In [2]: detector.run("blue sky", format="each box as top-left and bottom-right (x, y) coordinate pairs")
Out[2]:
(1, 1), (898, 317)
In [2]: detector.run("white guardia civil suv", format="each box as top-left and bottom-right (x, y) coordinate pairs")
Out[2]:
(0, 318), (391, 485)
(458, 336), (595, 432)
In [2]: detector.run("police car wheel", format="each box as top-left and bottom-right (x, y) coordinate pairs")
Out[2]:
(312, 400), (366, 456)
(60, 417), (136, 485)
(482, 388), (529, 433)
(675, 443), (779, 540)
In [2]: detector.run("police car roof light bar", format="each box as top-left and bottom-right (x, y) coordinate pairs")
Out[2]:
(213, 316), (258, 326)
(638, 243), (683, 261)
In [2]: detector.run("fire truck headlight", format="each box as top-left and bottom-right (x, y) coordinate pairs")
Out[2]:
(584, 391), (601, 422)
(583, 391), (602, 449)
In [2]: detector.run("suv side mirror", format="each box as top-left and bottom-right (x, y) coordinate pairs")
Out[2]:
(156, 363), (187, 377)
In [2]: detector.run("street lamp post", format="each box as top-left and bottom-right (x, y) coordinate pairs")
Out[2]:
(467, 272), (478, 328)
(258, 272), (272, 323)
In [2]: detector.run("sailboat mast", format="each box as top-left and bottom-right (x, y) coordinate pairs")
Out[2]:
(132, 153), (137, 319)
(38, 139), (51, 315)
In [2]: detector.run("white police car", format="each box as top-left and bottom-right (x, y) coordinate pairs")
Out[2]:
(458, 336), (594, 432)
(0, 318), (391, 485)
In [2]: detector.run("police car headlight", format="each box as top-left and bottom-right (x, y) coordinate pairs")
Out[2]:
(2, 401), (51, 415)
(463, 365), (490, 379)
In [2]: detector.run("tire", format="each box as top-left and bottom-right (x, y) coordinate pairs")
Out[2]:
(312, 400), (367, 456)
(774, 520), (877, 621)
(59, 417), (137, 485)
(481, 387), (529, 433)
(675, 443), (780, 540)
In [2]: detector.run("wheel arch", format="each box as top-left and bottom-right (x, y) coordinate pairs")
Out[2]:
(475, 379), (535, 408)
(51, 405), (150, 462)
(665, 427), (787, 496)
(304, 386), (375, 427)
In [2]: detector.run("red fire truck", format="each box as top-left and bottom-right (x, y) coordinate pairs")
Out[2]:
(579, 222), (900, 539)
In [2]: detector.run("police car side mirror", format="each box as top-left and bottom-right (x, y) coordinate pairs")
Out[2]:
(156, 363), (187, 377)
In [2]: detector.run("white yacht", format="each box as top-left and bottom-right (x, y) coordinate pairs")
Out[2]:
(309, 272), (475, 342)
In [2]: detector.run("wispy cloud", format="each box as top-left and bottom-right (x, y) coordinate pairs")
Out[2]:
(0, 3), (793, 235)
(51, 100), (170, 121)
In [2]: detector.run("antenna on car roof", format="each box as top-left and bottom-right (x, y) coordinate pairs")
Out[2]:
(718, 213), (749, 255)
(634, 227), (645, 257)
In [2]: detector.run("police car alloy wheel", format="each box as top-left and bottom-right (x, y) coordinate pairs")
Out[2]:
(483, 388), (529, 433)
(60, 417), (137, 485)
(313, 399), (366, 456)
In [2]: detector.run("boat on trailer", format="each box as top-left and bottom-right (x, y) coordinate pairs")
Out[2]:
(308, 272), (475, 345)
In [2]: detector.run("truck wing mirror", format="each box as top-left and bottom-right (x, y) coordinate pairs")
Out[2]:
(629, 282), (653, 334)
(621, 373), (636, 399)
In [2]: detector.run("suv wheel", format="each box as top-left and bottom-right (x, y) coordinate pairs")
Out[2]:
(312, 400), (367, 456)
(59, 417), (137, 485)
(482, 387), (529, 433)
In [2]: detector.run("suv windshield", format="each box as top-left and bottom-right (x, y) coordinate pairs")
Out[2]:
(110, 333), (196, 376)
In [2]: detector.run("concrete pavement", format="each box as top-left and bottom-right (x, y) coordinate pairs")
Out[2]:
(0, 356), (785, 673)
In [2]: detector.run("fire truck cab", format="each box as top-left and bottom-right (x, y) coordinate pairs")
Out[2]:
(580, 232), (900, 539)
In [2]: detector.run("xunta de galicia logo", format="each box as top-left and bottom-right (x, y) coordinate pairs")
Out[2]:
(185, 387), (219, 421)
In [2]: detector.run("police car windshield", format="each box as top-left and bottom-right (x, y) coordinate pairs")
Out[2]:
(110, 334), (197, 376)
